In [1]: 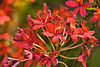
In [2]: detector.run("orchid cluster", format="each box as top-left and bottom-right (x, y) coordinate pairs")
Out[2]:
(0, 0), (13, 25)
(0, 0), (13, 56)
(0, 0), (35, 56)
(89, 7), (100, 29)
(0, 1), (99, 67)
(65, 0), (92, 17)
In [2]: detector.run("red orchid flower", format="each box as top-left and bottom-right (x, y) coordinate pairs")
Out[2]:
(65, 19), (80, 42)
(78, 45), (93, 67)
(81, 20), (89, 33)
(84, 45), (92, 57)
(0, 0), (12, 14)
(72, 28), (83, 41)
(3, 33), (11, 40)
(0, 0), (12, 25)
(23, 49), (40, 67)
(65, 29), (79, 42)
(0, 10), (10, 25)
(89, 7), (100, 29)
(27, 15), (45, 30)
(46, 51), (59, 67)
(0, 33), (11, 40)
(42, 21), (65, 44)
(1, 55), (20, 67)
(67, 18), (78, 31)
(27, 3), (52, 30)
(52, 6), (76, 22)
(52, 5), (68, 21)
(27, 9), (52, 30)
(78, 46), (87, 67)
(39, 51), (59, 67)
(13, 28), (35, 49)
(11, 48), (25, 60)
(89, 0), (93, 3)
(86, 36), (99, 46)
(77, 31), (94, 38)
(65, 0), (91, 17)
(76, 20), (98, 44)
(0, 15), (10, 25)
(0, 42), (11, 56)
(39, 52), (49, 65)
(1, 54), (9, 67)
(77, 21), (94, 39)
(78, 55), (87, 67)
(23, 49), (34, 60)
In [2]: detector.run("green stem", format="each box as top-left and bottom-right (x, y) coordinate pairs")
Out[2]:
(66, 38), (80, 48)
(35, 32), (52, 52)
(42, 27), (55, 51)
(33, 46), (45, 53)
(61, 37), (71, 47)
(60, 34), (67, 45)
(55, 39), (59, 50)
(7, 57), (28, 62)
(58, 61), (68, 67)
(47, 36), (55, 51)
(60, 26), (67, 47)
(59, 55), (78, 60)
(60, 39), (86, 51)
(85, 7), (96, 10)
(60, 43), (83, 51)
(93, 1), (99, 6)
(55, 42), (58, 50)
(33, 43), (48, 54)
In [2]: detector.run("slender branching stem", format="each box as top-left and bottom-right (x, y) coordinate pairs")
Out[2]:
(58, 61), (68, 67)
(33, 43), (48, 54)
(47, 36), (55, 51)
(7, 57), (28, 62)
(66, 38), (80, 48)
(35, 32), (52, 52)
(59, 43), (83, 51)
(59, 55), (78, 60)
(59, 39), (86, 51)
(93, 1), (99, 6)
(42, 27), (56, 51)
(33, 46), (45, 53)
(7, 57), (19, 61)
(55, 39), (59, 50)
(21, 59), (28, 62)
(60, 34), (67, 45)
(61, 36), (71, 47)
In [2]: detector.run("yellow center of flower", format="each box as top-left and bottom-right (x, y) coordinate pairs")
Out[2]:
(55, 10), (59, 14)
(77, 0), (80, 2)
(71, 24), (75, 29)
(90, 40), (94, 43)
(56, 26), (61, 30)
(98, 11), (100, 14)
(76, 0), (82, 5)
(0, 10), (3, 15)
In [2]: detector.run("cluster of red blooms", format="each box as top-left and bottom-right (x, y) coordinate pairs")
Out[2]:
(0, 1), (99, 67)
(0, 0), (13, 56)
(0, 0), (35, 57)
(89, 7), (100, 29)
(0, 33), (11, 56)
(65, 0), (92, 17)
(0, 0), (13, 25)
(65, 0), (100, 29)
